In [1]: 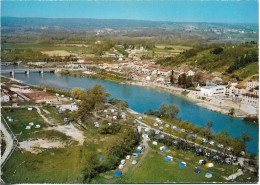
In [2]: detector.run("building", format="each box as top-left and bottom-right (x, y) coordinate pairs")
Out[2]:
(241, 93), (259, 107)
(201, 85), (226, 97)
(247, 80), (259, 89)
(195, 72), (223, 86)
(157, 68), (172, 78)
(1, 93), (10, 102)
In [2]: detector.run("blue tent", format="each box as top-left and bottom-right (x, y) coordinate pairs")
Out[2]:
(114, 170), (122, 177)
(162, 147), (168, 152)
(99, 156), (104, 161)
(194, 169), (202, 174)
(179, 162), (186, 168)
(136, 150), (142, 154)
(165, 156), (172, 162)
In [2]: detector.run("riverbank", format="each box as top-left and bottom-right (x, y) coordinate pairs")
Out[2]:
(123, 80), (258, 119)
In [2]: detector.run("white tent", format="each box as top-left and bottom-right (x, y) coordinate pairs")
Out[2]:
(132, 160), (137, 165)
(119, 164), (124, 169)
(29, 122), (34, 126)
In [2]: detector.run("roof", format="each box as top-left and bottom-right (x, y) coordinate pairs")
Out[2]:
(235, 85), (246, 89)
(158, 68), (171, 72)
(22, 92), (54, 101)
(226, 85), (231, 89)
(242, 93), (259, 98)
(201, 85), (226, 89)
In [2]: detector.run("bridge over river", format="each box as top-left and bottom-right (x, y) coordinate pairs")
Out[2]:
(1, 68), (58, 76)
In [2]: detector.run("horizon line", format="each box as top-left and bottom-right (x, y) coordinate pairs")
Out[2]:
(2, 16), (259, 25)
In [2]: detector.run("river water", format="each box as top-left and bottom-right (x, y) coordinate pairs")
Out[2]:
(1, 65), (258, 154)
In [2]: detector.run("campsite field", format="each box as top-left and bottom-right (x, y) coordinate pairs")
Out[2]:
(1, 108), (47, 141)
(92, 141), (257, 183)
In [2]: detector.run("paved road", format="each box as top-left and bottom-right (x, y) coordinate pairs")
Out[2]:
(1, 121), (14, 166)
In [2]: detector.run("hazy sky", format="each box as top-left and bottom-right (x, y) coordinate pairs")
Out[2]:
(1, 0), (259, 23)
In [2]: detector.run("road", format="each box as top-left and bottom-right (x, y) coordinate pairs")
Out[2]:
(1, 121), (14, 166)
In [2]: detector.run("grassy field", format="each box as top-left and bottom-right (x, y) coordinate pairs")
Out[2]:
(1, 146), (86, 184)
(1, 108), (47, 141)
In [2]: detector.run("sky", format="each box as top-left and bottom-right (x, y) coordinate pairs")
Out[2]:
(1, 0), (259, 23)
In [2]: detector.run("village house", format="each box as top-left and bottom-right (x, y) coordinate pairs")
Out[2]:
(195, 71), (223, 86)
(157, 68), (172, 78)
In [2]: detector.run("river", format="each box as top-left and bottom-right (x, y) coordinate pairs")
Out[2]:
(1, 65), (258, 154)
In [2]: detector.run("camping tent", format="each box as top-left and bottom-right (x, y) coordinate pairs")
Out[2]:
(165, 156), (173, 162)
(206, 163), (214, 168)
(132, 160), (137, 165)
(99, 157), (104, 161)
(160, 146), (168, 152)
(179, 162), (186, 168)
(133, 153), (139, 157)
(194, 169), (202, 174)
(136, 150), (142, 154)
(114, 170), (122, 177)
(205, 172), (213, 178)
(199, 159), (207, 165)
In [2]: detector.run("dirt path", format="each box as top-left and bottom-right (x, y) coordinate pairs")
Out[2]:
(35, 107), (54, 125)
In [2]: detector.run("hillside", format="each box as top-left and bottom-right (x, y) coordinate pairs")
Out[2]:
(156, 42), (259, 81)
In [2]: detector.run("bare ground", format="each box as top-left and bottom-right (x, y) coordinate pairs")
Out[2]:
(45, 124), (85, 145)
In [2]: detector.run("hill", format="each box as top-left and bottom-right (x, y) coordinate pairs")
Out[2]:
(156, 42), (259, 81)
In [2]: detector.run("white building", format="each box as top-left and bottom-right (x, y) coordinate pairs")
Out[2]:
(157, 68), (172, 78)
(1, 93), (10, 102)
(201, 85), (226, 97)
(247, 80), (259, 89)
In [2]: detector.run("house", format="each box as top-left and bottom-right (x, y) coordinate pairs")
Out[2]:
(195, 72), (223, 86)
(158, 68), (172, 78)
(247, 80), (259, 89)
(1, 93), (10, 102)
(200, 85), (226, 97)
(241, 93), (259, 107)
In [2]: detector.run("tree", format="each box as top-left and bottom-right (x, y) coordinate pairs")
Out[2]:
(159, 103), (180, 119)
(205, 120), (213, 129)
(242, 132), (253, 142)
(170, 74), (175, 84)
(74, 85), (110, 120)
(71, 87), (86, 100)
(84, 151), (99, 182)
(228, 108), (235, 116)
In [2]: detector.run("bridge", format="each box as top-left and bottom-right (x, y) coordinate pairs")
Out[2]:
(1, 68), (58, 76)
